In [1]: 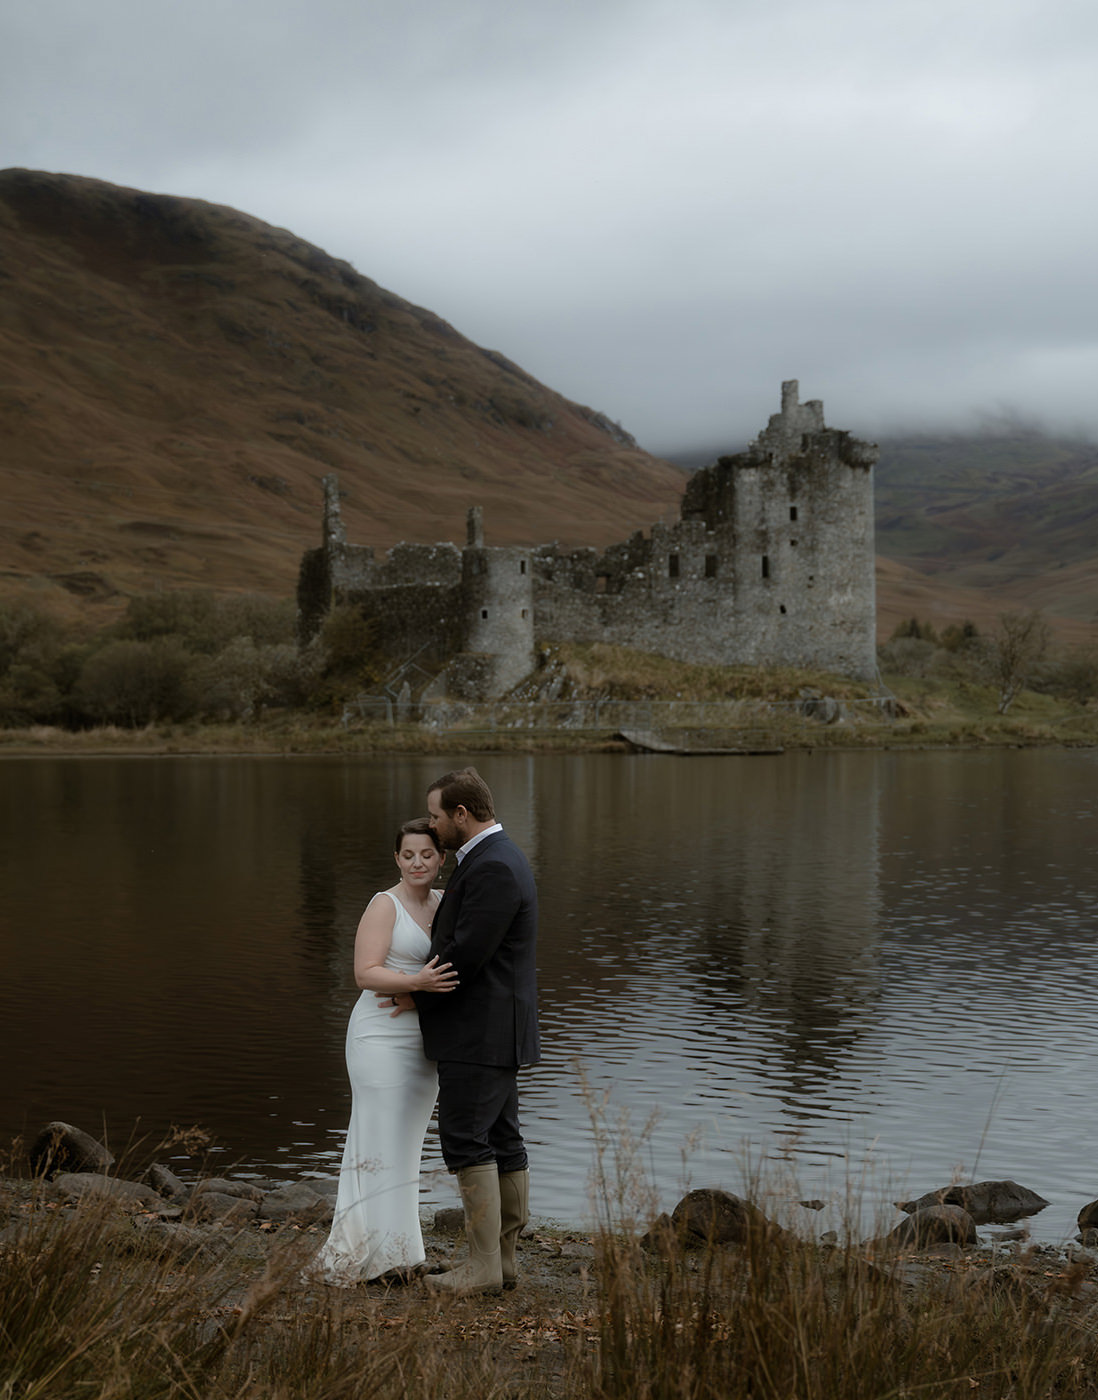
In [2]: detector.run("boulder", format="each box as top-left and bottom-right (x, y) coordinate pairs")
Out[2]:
(29, 1122), (114, 1178)
(1077, 1200), (1098, 1233)
(146, 1163), (188, 1201)
(670, 1189), (782, 1246)
(257, 1182), (332, 1224)
(299, 1175), (339, 1199)
(639, 1211), (679, 1255)
(185, 1191), (260, 1224)
(886, 1205), (978, 1248)
(50, 1173), (163, 1211)
(191, 1177), (264, 1203)
(897, 1181), (1048, 1225)
(799, 693), (844, 724)
(128, 1216), (229, 1261)
(433, 1207), (465, 1234)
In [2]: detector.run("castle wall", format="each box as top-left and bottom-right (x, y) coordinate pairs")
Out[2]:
(349, 579), (465, 675)
(533, 519), (738, 664)
(295, 384), (880, 695)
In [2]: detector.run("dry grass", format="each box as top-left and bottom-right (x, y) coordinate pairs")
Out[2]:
(5, 1173), (1098, 1400)
(537, 642), (878, 703)
(589, 1225), (1098, 1400)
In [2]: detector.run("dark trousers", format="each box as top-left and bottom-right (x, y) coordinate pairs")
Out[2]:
(436, 1061), (528, 1173)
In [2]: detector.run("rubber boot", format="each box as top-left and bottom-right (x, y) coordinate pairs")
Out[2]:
(498, 1168), (529, 1289)
(424, 1163), (503, 1295)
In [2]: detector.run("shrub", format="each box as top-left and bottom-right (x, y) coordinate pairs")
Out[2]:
(0, 662), (63, 726)
(75, 638), (195, 726)
(119, 590), (294, 655)
(191, 639), (318, 719)
(303, 604), (384, 708)
(876, 636), (938, 677)
(0, 596), (73, 725)
(1042, 646), (1098, 705)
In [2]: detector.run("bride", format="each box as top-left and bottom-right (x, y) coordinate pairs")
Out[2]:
(314, 818), (458, 1283)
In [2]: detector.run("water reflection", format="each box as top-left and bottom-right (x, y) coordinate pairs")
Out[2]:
(1, 750), (1096, 1242)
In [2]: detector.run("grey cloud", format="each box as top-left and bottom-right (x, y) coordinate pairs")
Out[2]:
(4, 0), (1098, 451)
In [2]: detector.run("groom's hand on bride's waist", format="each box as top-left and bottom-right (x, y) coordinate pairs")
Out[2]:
(376, 991), (416, 1017)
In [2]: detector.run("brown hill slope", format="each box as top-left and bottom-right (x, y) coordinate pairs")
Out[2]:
(0, 169), (686, 620)
(873, 432), (1098, 638)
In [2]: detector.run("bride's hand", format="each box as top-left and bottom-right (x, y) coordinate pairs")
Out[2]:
(414, 956), (459, 993)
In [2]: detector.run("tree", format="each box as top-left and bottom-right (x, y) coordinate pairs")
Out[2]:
(940, 620), (980, 653)
(1047, 645), (1098, 705)
(312, 605), (382, 703)
(120, 590), (294, 655)
(191, 639), (310, 719)
(75, 638), (194, 727)
(989, 610), (1051, 715)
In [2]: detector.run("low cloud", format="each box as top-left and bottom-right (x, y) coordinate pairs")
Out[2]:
(5, 0), (1097, 452)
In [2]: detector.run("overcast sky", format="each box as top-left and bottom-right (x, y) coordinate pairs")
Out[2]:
(5, 0), (1098, 454)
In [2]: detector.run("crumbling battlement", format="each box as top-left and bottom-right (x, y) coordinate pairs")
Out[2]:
(296, 381), (879, 699)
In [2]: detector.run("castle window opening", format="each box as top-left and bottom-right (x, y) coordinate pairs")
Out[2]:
(668, 554), (680, 579)
(521, 609), (528, 619)
(481, 609), (488, 619)
(790, 539), (798, 547)
(790, 505), (798, 522)
(761, 555), (770, 580)
(519, 560), (527, 575)
(595, 575), (608, 594)
(705, 555), (719, 578)
(779, 604), (787, 614)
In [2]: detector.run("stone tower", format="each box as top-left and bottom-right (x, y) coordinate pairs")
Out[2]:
(681, 380), (878, 678)
(456, 508), (535, 697)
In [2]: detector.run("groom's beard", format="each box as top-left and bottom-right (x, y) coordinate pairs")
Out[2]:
(430, 814), (464, 851)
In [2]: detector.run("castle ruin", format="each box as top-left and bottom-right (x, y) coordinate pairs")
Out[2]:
(296, 381), (879, 697)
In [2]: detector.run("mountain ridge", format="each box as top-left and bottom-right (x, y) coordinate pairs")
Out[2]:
(0, 168), (685, 618)
(2, 169), (1096, 647)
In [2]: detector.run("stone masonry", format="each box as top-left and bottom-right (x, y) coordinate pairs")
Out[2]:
(296, 382), (879, 699)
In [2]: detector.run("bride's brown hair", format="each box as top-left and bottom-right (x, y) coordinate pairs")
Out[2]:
(393, 816), (442, 853)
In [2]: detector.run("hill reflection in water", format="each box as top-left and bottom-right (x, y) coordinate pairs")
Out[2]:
(2, 750), (1095, 1241)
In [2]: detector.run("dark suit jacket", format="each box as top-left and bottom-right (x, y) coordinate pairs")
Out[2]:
(413, 830), (540, 1068)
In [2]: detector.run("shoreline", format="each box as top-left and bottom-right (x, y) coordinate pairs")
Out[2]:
(1, 721), (1096, 758)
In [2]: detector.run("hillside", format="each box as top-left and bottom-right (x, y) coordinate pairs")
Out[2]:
(873, 432), (1098, 637)
(3, 169), (1095, 651)
(0, 169), (686, 622)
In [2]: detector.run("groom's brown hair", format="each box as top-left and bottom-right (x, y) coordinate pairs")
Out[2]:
(428, 766), (495, 822)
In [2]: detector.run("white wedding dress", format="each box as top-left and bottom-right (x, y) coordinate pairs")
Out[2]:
(314, 889), (441, 1283)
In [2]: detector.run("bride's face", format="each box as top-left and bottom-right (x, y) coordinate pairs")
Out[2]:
(394, 834), (443, 887)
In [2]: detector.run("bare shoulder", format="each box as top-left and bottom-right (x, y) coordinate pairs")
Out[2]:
(359, 890), (399, 930)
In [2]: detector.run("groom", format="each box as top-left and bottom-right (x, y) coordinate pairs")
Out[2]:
(405, 766), (539, 1294)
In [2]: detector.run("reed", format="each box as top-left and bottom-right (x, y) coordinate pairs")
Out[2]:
(576, 1103), (1098, 1400)
(4, 1164), (1098, 1399)
(584, 1220), (1098, 1399)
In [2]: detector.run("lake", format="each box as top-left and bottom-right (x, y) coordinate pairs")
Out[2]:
(2, 749), (1096, 1242)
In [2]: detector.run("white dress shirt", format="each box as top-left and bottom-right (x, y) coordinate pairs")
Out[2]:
(455, 822), (503, 863)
